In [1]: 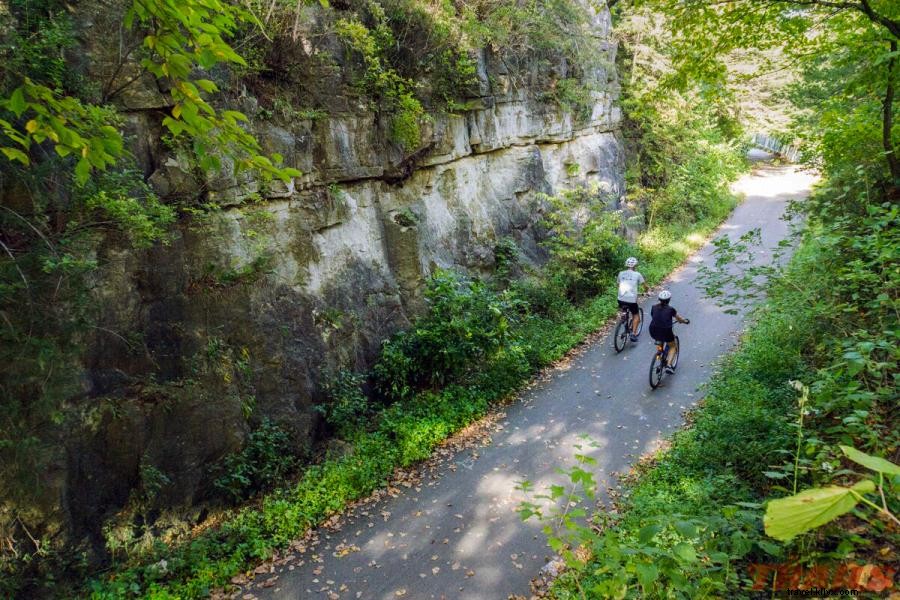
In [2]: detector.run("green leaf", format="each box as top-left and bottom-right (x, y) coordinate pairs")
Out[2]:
(757, 540), (782, 557)
(840, 446), (900, 475)
(638, 523), (662, 544)
(672, 542), (697, 562)
(8, 87), (27, 117)
(74, 158), (92, 185)
(763, 479), (876, 542)
(1, 147), (29, 164)
(674, 520), (698, 539)
(195, 79), (219, 93)
(635, 562), (658, 589)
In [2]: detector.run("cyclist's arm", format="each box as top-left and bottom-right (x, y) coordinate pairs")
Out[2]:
(675, 314), (689, 324)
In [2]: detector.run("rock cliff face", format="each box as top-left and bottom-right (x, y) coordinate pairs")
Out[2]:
(20, 4), (624, 555)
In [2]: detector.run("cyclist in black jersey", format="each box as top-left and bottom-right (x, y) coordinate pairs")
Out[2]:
(649, 290), (689, 373)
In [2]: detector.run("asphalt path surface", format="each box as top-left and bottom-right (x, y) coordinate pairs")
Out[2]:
(247, 164), (816, 600)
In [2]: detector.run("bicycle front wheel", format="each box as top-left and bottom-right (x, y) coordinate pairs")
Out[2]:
(649, 352), (664, 388)
(636, 307), (645, 336)
(613, 319), (627, 353)
(670, 335), (680, 369)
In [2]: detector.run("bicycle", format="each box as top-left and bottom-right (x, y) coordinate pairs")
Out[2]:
(613, 305), (643, 353)
(648, 320), (689, 389)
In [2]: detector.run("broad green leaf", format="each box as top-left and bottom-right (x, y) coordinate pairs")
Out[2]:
(74, 158), (92, 184)
(764, 479), (876, 541)
(674, 520), (698, 539)
(635, 562), (658, 589)
(8, 87), (27, 117)
(195, 79), (219, 93)
(672, 542), (697, 562)
(840, 446), (900, 476)
(756, 540), (782, 557)
(1, 147), (29, 164)
(638, 523), (662, 544)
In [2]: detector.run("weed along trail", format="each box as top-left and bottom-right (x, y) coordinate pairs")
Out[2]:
(243, 165), (816, 600)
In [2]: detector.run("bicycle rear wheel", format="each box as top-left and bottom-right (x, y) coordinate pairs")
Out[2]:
(613, 318), (627, 353)
(649, 351), (664, 388)
(670, 336), (680, 369)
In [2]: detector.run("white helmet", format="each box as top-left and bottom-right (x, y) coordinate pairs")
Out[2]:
(625, 257), (638, 268)
(658, 290), (672, 301)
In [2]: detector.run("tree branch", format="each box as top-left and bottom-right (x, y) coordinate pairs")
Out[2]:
(711, 0), (900, 38)
(883, 39), (899, 187)
(858, 0), (900, 39)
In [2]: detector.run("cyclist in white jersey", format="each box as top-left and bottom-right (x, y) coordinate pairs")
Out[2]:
(617, 257), (646, 341)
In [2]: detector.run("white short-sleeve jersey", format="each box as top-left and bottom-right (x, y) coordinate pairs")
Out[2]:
(617, 269), (645, 303)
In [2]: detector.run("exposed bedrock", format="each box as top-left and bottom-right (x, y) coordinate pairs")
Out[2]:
(5, 3), (625, 561)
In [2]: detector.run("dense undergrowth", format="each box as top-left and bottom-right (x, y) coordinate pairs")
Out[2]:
(529, 1), (900, 595)
(75, 178), (742, 598)
(0, 0), (758, 596)
(541, 187), (898, 598)
(0, 0), (608, 591)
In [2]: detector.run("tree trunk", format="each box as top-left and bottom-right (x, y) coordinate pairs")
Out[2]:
(884, 39), (899, 189)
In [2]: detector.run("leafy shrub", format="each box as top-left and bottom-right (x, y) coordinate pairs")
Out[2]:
(315, 370), (371, 438)
(372, 269), (522, 400)
(651, 139), (745, 224)
(214, 420), (298, 503)
(492, 236), (521, 283)
(540, 185), (630, 301)
(334, 16), (425, 151)
(509, 275), (570, 320)
(79, 208), (739, 599)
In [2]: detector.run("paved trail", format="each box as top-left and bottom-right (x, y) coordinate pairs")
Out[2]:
(247, 165), (816, 600)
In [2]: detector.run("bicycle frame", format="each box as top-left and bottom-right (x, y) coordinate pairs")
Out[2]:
(614, 305), (644, 353)
(655, 341), (670, 364)
(649, 329), (680, 389)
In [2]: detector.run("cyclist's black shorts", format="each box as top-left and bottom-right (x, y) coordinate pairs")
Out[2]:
(618, 300), (639, 315)
(649, 324), (675, 343)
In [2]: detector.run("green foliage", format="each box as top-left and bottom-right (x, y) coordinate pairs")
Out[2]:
(0, 0), (80, 92)
(372, 0), (479, 104)
(315, 370), (371, 438)
(77, 196), (741, 598)
(460, 0), (600, 74)
(335, 16), (425, 151)
(650, 138), (744, 224)
(492, 236), (521, 283)
(548, 78), (595, 122)
(393, 207), (417, 227)
(1, 0), (298, 183)
(78, 166), (176, 247)
(214, 420), (298, 503)
(540, 185), (630, 302)
(635, 0), (899, 187)
(615, 8), (747, 228)
(545, 179), (899, 596)
(521, 448), (760, 599)
(0, 81), (123, 182)
(372, 269), (522, 399)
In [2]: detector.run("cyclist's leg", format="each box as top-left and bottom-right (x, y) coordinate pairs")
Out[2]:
(626, 302), (639, 336)
(667, 336), (678, 366)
